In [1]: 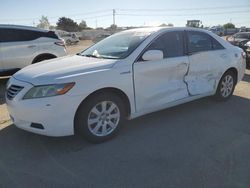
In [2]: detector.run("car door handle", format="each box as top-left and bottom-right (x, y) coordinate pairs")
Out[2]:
(27, 45), (36, 48)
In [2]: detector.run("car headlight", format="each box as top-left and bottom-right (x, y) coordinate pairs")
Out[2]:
(244, 42), (250, 47)
(23, 82), (75, 99)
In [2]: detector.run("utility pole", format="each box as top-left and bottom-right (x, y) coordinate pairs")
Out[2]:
(113, 9), (116, 25)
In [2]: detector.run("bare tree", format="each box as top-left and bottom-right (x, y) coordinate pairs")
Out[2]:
(37, 16), (50, 29)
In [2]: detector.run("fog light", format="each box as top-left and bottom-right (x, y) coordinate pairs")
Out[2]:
(30, 123), (44, 130)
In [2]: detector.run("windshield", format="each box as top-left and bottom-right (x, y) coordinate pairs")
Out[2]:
(80, 31), (151, 59)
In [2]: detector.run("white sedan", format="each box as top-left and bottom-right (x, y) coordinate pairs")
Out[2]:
(6, 27), (246, 143)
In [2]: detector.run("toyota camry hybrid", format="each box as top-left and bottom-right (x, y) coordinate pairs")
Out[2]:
(6, 27), (246, 143)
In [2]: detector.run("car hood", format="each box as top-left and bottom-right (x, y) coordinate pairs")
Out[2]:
(14, 55), (118, 85)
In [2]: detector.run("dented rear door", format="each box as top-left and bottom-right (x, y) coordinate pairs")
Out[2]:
(185, 31), (227, 95)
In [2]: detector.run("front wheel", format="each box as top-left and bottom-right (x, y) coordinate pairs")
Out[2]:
(75, 93), (125, 143)
(214, 71), (236, 101)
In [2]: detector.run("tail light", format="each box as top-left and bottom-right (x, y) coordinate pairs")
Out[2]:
(241, 51), (246, 59)
(55, 40), (65, 47)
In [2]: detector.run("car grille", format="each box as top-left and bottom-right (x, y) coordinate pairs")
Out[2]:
(6, 85), (24, 100)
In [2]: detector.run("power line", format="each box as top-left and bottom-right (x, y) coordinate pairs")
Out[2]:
(0, 9), (111, 22)
(2, 6), (250, 27)
(116, 10), (250, 17)
(116, 5), (250, 12)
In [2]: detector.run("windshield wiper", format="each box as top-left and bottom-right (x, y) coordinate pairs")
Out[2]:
(82, 54), (103, 58)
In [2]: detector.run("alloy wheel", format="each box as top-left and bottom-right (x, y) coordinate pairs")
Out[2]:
(87, 101), (120, 137)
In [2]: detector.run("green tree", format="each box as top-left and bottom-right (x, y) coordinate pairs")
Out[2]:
(37, 16), (50, 29)
(56, 17), (79, 32)
(78, 20), (87, 31)
(223, 23), (235, 29)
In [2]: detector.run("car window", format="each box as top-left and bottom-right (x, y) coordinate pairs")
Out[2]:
(0, 28), (55, 42)
(146, 31), (184, 58)
(211, 38), (224, 50)
(187, 31), (213, 53)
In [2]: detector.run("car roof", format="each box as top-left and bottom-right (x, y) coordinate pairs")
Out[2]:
(121, 26), (213, 34)
(122, 26), (232, 49)
(235, 32), (250, 35)
(0, 24), (49, 33)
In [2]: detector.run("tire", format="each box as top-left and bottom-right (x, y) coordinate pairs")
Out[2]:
(214, 70), (236, 101)
(75, 93), (125, 143)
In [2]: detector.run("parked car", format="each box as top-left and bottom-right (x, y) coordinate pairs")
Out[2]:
(227, 32), (250, 46)
(6, 27), (246, 143)
(227, 32), (250, 66)
(244, 41), (250, 67)
(209, 26), (224, 36)
(0, 25), (67, 76)
(61, 33), (79, 45)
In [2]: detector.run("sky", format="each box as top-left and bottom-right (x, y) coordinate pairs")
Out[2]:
(0, 0), (250, 28)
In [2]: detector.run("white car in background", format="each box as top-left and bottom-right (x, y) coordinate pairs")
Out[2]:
(61, 33), (79, 45)
(0, 25), (67, 76)
(6, 27), (246, 143)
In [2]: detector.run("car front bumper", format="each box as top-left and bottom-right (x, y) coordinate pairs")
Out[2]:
(6, 77), (83, 137)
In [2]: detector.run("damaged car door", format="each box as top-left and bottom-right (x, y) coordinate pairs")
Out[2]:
(134, 31), (189, 112)
(185, 31), (226, 95)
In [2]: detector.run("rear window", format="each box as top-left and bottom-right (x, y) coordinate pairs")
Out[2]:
(187, 31), (213, 53)
(212, 38), (225, 50)
(187, 31), (224, 53)
(0, 28), (58, 42)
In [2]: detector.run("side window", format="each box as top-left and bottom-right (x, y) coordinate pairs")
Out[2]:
(187, 31), (212, 53)
(146, 31), (184, 58)
(0, 28), (41, 42)
(0, 28), (15, 42)
(0, 28), (4, 42)
(45, 31), (59, 39)
(212, 38), (224, 50)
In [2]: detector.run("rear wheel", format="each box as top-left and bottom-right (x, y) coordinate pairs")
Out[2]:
(214, 71), (236, 101)
(75, 93), (125, 143)
(33, 55), (56, 64)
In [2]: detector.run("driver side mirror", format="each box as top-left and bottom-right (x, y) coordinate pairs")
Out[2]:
(142, 50), (164, 61)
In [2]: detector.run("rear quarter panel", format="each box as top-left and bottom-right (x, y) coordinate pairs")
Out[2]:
(37, 38), (67, 57)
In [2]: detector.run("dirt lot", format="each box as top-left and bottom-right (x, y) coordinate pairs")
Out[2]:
(65, 40), (93, 55)
(0, 43), (250, 187)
